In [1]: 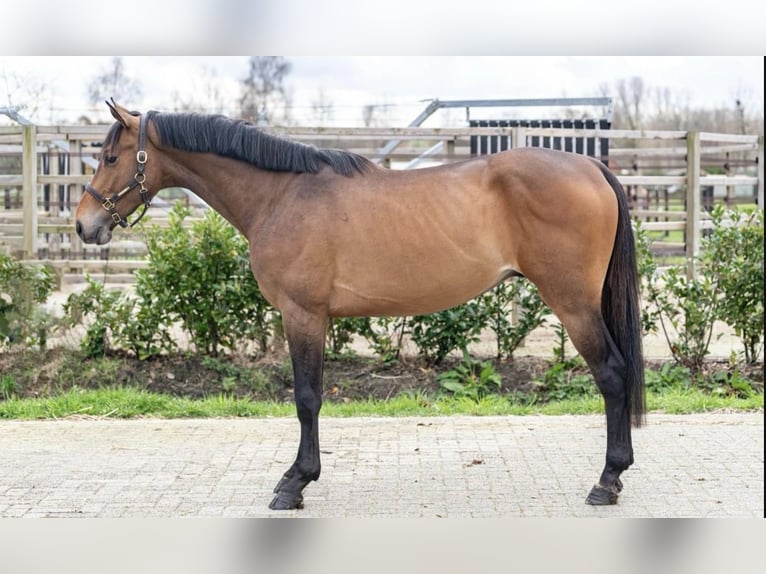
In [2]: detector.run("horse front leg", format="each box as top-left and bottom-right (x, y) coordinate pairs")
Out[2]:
(269, 303), (328, 510)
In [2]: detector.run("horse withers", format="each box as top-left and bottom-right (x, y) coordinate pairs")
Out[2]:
(76, 101), (645, 510)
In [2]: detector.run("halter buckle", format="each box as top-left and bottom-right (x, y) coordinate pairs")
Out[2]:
(136, 150), (148, 164)
(102, 198), (116, 211)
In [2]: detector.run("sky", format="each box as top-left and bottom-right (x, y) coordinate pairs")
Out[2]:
(3, 0), (766, 54)
(1, 56), (762, 127)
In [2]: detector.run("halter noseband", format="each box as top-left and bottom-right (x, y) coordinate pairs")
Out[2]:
(84, 112), (152, 229)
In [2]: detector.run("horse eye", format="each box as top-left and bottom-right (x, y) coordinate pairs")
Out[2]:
(104, 155), (118, 166)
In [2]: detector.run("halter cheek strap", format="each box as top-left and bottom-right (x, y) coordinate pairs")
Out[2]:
(84, 112), (153, 229)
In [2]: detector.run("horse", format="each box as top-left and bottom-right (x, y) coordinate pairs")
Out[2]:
(76, 100), (645, 511)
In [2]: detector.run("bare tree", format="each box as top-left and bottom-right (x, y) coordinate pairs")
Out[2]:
(599, 77), (756, 133)
(648, 86), (688, 130)
(598, 76), (764, 136)
(171, 65), (229, 115)
(310, 87), (334, 126)
(729, 84), (765, 135)
(613, 76), (646, 130)
(239, 56), (292, 124)
(87, 57), (142, 107)
(0, 65), (45, 123)
(361, 100), (394, 127)
(361, 104), (376, 128)
(734, 99), (747, 134)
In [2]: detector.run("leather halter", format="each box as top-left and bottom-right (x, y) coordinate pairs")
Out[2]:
(84, 112), (152, 228)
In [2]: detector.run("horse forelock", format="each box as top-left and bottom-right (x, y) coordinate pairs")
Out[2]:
(145, 111), (372, 177)
(102, 122), (123, 156)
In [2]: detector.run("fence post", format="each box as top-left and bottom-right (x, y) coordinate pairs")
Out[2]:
(445, 138), (455, 162)
(22, 124), (38, 259)
(758, 135), (764, 210)
(685, 131), (701, 278)
(512, 127), (527, 149)
(69, 138), (83, 259)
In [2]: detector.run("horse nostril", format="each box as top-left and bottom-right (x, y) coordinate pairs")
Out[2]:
(75, 220), (83, 238)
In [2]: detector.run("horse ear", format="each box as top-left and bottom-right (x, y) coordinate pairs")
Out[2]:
(105, 98), (130, 127)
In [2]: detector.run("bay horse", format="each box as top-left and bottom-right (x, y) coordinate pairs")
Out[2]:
(76, 101), (645, 511)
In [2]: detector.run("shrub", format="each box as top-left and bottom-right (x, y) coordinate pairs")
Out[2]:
(138, 204), (275, 356)
(63, 276), (121, 357)
(701, 206), (763, 363)
(63, 276), (172, 359)
(362, 316), (408, 363)
(532, 361), (597, 402)
(645, 362), (692, 393)
(650, 264), (720, 373)
(0, 254), (54, 349)
(326, 317), (370, 358)
(480, 279), (550, 360)
(437, 350), (502, 401)
(639, 219), (716, 374)
(0, 374), (18, 400)
(642, 206), (764, 372)
(325, 316), (408, 362)
(633, 221), (662, 336)
(409, 299), (488, 365)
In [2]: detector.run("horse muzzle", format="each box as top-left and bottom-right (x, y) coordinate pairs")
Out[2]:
(76, 218), (113, 245)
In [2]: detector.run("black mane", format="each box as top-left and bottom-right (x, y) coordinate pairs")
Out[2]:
(144, 111), (373, 177)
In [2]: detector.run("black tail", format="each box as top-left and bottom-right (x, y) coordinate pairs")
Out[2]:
(598, 163), (646, 427)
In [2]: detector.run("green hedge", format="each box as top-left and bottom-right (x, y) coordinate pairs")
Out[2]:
(637, 205), (764, 370)
(3, 204), (763, 373)
(0, 253), (54, 349)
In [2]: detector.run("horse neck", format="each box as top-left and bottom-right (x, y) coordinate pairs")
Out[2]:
(160, 149), (284, 237)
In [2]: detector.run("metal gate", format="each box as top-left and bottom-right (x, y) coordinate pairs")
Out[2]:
(469, 118), (611, 165)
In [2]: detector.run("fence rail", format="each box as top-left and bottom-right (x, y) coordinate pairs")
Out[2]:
(1, 123), (762, 283)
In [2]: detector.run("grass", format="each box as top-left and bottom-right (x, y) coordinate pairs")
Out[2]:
(1, 349), (761, 420)
(0, 386), (760, 420)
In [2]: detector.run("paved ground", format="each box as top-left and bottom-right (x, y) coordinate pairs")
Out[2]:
(0, 412), (762, 517)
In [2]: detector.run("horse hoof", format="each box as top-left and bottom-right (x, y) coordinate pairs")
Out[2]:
(273, 475), (290, 494)
(269, 491), (304, 510)
(585, 484), (619, 505)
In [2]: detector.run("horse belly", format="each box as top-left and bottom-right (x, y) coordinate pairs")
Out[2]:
(329, 234), (512, 317)
(326, 161), (517, 317)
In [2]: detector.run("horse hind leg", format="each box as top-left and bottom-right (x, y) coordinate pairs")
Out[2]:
(547, 305), (634, 505)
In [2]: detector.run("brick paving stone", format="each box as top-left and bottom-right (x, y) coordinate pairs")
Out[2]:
(0, 413), (762, 517)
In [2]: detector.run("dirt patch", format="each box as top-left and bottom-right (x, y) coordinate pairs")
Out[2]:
(1, 348), (761, 405)
(0, 348), (548, 403)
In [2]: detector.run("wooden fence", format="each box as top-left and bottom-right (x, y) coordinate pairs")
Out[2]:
(0, 123), (762, 283)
